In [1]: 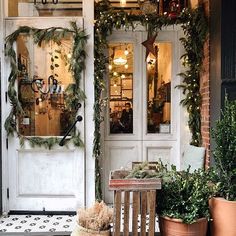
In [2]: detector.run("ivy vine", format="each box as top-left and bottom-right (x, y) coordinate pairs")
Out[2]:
(94, 0), (208, 200)
(5, 21), (88, 149)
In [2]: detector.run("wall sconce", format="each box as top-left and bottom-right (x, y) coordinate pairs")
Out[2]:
(34, 0), (59, 4)
(113, 49), (127, 66)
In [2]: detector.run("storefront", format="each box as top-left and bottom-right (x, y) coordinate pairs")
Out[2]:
(0, 0), (209, 214)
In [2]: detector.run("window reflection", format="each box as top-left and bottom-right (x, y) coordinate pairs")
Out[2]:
(109, 43), (133, 134)
(17, 35), (76, 136)
(147, 42), (171, 133)
(6, 0), (82, 17)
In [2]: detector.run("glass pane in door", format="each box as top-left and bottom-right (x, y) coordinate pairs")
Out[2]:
(17, 34), (76, 136)
(108, 43), (133, 134)
(147, 42), (172, 133)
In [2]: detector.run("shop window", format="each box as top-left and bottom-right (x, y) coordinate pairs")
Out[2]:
(147, 42), (172, 134)
(17, 35), (76, 136)
(109, 43), (133, 134)
(5, 0), (82, 17)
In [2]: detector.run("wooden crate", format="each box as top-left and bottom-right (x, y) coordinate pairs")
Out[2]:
(109, 170), (161, 236)
(109, 170), (161, 191)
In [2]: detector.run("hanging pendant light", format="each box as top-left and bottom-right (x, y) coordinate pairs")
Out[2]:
(113, 49), (127, 66)
(120, 0), (126, 7)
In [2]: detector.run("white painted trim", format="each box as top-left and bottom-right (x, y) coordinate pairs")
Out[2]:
(83, 0), (95, 208)
(1, 0), (9, 214)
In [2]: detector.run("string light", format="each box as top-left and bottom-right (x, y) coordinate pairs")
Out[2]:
(124, 47), (129, 55)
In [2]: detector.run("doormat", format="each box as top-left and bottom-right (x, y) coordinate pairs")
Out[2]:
(0, 214), (76, 235)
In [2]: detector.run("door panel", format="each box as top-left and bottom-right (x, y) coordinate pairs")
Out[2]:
(143, 141), (179, 167)
(10, 149), (84, 211)
(4, 18), (85, 211)
(104, 141), (142, 202)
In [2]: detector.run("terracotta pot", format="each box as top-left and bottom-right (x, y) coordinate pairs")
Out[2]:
(71, 224), (111, 236)
(209, 197), (236, 236)
(159, 216), (207, 236)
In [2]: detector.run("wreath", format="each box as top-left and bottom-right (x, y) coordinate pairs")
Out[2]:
(5, 21), (88, 149)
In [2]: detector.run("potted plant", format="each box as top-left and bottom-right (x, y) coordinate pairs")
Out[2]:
(209, 97), (236, 236)
(71, 201), (113, 236)
(157, 166), (215, 236)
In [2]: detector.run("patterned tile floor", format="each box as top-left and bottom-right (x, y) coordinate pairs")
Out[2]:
(0, 206), (160, 235)
(0, 214), (76, 235)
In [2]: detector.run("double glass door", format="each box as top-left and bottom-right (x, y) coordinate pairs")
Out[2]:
(103, 29), (184, 202)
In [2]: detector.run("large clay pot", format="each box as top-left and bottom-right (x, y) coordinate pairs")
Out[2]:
(209, 197), (236, 236)
(71, 224), (111, 236)
(159, 216), (208, 236)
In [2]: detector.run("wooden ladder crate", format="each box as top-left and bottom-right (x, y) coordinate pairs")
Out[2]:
(109, 170), (162, 236)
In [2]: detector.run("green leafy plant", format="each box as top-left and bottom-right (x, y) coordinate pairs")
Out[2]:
(211, 97), (236, 201)
(157, 166), (215, 224)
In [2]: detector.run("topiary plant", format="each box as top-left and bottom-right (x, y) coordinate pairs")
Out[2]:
(211, 97), (236, 201)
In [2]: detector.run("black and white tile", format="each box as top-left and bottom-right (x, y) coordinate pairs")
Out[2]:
(0, 206), (159, 235)
(0, 214), (76, 235)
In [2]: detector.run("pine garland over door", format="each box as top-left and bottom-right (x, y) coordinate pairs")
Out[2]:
(5, 22), (88, 149)
(93, 0), (208, 200)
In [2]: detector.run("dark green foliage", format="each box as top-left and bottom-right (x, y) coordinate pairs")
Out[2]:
(5, 22), (88, 148)
(211, 97), (236, 200)
(93, 1), (208, 200)
(157, 166), (215, 224)
(177, 6), (208, 146)
(125, 161), (168, 179)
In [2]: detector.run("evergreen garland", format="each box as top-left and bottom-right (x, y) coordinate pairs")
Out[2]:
(5, 22), (88, 149)
(94, 1), (208, 199)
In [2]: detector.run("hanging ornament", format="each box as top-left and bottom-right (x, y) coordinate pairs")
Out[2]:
(142, 33), (158, 60)
(168, 0), (180, 19)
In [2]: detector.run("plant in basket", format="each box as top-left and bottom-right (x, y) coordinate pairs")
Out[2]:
(71, 201), (113, 236)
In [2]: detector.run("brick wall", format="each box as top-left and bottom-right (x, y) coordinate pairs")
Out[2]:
(200, 0), (210, 168)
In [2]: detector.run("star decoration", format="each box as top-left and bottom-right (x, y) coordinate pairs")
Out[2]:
(142, 33), (158, 60)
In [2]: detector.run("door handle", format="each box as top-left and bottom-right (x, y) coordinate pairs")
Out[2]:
(59, 115), (83, 146)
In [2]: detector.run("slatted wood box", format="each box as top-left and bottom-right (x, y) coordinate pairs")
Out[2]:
(109, 170), (161, 236)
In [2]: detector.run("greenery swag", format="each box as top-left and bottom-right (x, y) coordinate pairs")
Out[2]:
(5, 21), (88, 149)
(94, 0), (208, 200)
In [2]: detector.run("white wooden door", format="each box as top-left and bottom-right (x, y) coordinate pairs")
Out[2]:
(3, 18), (85, 212)
(103, 27), (189, 202)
